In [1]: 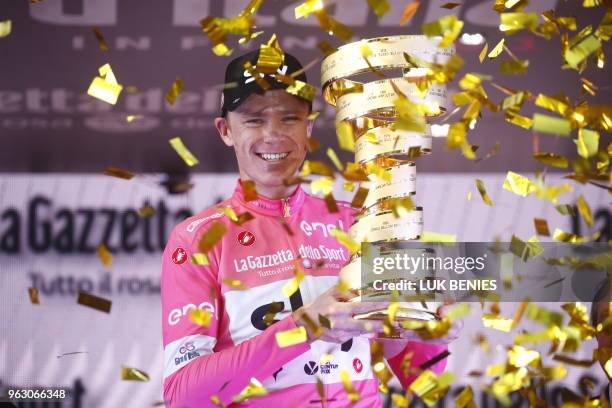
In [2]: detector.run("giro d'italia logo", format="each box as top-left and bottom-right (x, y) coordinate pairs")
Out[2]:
(237, 230), (256, 246)
(353, 358), (363, 373)
(172, 247), (187, 264)
(303, 361), (318, 376)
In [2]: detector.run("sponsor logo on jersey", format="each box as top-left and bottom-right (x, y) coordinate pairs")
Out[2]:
(353, 358), (363, 373)
(299, 219), (345, 238)
(304, 361), (318, 376)
(171, 247), (187, 264)
(237, 230), (256, 246)
(233, 249), (295, 272)
(186, 212), (223, 232)
(320, 361), (339, 374)
(168, 301), (216, 325)
(174, 341), (200, 366)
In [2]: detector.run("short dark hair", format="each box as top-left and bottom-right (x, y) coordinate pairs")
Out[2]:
(591, 277), (611, 327)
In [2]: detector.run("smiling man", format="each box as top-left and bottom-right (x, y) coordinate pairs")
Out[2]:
(161, 49), (456, 407)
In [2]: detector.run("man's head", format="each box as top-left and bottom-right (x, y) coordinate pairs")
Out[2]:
(591, 277), (611, 381)
(214, 50), (314, 198)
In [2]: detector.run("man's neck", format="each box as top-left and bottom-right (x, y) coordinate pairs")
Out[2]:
(243, 180), (298, 200)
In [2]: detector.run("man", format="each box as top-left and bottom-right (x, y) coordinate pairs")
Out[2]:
(591, 277), (611, 404)
(161, 49), (457, 407)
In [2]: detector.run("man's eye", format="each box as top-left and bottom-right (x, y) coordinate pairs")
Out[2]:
(283, 116), (299, 122)
(246, 119), (263, 124)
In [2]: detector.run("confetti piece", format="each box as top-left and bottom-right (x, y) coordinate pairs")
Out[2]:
(77, 291), (112, 313)
(104, 166), (135, 180)
(526, 304), (563, 327)
(576, 128), (599, 158)
(137, 205), (155, 218)
(554, 204), (575, 216)
(534, 93), (570, 115)
(331, 228), (360, 253)
(97, 244), (113, 266)
(121, 367), (150, 381)
(28, 287), (39, 304)
(351, 187), (368, 208)
(314, 8), (354, 41)
(487, 38), (505, 59)
(533, 113), (572, 136)
(0, 20), (12, 38)
(300, 160), (334, 177)
(198, 221), (227, 252)
(242, 180), (258, 201)
(533, 218), (550, 236)
(400, 2), (420, 26)
(310, 177), (334, 195)
(367, 0), (390, 17)
(57, 351), (88, 359)
(275, 326), (308, 347)
(286, 80), (316, 102)
(87, 63), (123, 105)
(456, 386), (476, 408)
(223, 278), (248, 290)
(191, 253), (210, 266)
(409, 370), (454, 406)
(336, 121), (355, 152)
(475, 179), (493, 206)
(324, 193), (339, 213)
(508, 345), (540, 367)
(420, 231), (457, 243)
(482, 314), (513, 332)
(232, 378), (268, 404)
(441, 3), (461, 9)
(326, 148), (343, 171)
(499, 59), (529, 75)
(190, 309), (213, 327)
(282, 268), (305, 297)
(564, 35), (601, 68)
(533, 152), (568, 168)
(92, 27), (109, 51)
(169, 137), (199, 167)
(165, 78), (184, 105)
(479, 42), (488, 63)
(499, 12), (538, 33)
(422, 15), (464, 48)
(340, 370), (361, 402)
(576, 194), (593, 227)
(317, 41), (337, 56)
(503, 171), (535, 197)
(510, 235), (543, 261)
(419, 349), (451, 370)
(295, 0), (324, 19)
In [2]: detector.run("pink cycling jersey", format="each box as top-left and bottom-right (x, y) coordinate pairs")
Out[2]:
(161, 179), (447, 407)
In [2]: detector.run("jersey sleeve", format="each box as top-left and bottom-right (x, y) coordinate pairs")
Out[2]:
(387, 342), (449, 389)
(161, 225), (311, 407)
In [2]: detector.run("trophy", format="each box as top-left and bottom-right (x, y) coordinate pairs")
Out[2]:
(321, 36), (455, 331)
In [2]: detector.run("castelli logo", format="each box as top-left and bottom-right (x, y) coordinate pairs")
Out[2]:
(237, 231), (256, 246)
(353, 358), (363, 373)
(172, 247), (187, 264)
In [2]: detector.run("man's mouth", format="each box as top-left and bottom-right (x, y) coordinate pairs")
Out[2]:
(255, 152), (290, 162)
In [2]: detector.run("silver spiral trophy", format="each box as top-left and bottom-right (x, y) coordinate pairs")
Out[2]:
(321, 36), (455, 332)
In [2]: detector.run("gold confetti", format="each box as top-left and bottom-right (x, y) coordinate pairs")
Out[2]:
(503, 171), (535, 197)
(456, 386), (476, 408)
(286, 80), (316, 102)
(499, 12), (538, 33)
(232, 378), (268, 404)
(400, 2), (420, 26)
(165, 78), (184, 105)
(191, 253), (210, 266)
(295, 0), (324, 19)
(555, 204), (575, 216)
(87, 63), (123, 105)
(441, 2), (461, 9)
(97, 244), (113, 266)
(77, 291), (112, 313)
(564, 35), (602, 68)
(533, 152), (568, 168)
(190, 309), (212, 327)
(138, 205), (155, 218)
(367, 0), (390, 17)
(317, 41), (337, 56)
(508, 345), (540, 368)
(222, 278), (248, 290)
(331, 228), (360, 253)
(340, 370), (361, 402)
(576, 128), (599, 158)
(475, 179), (493, 206)
(576, 194), (593, 227)
(169, 137), (199, 167)
(198, 221), (227, 252)
(0, 20), (12, 38)
(104, 166), (135, 180)
(92, 27), (109, 51)
(499, 59), (529, 75)
(28, 287), (40, 305)
(300, 160), (334, 177)
(310, 177), (334, 195)
(121, 366), (150, 381)
(324, 193), (339, 213)
(409, 370), (454, 406)
(534, 93), (570, 115)
(336, 121), (355, 152)
(242, 180), (258, 201)
(314, 8), (354, 41)
(326, 148), (344, 171)
(394, 96), (427, 132)
(487, 38), (505, 59)
(420, 231), (457, 243)
(256, 34), (284, 74)
(243, 61), (270, 91)
(527, 304), (563, 327)
(510, 235), (543, 261)
(282, 268), (305, 297)
(422, 15), (464, 48)
(505, 111), (533, 129)
(479, 42), (488, 63)
(533, 218), (550, 236)
(482, 314), (513, 332)
(275, 326), (308, 347)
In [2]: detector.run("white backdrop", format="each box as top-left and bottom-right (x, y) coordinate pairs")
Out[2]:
(0, 173), (609, 407)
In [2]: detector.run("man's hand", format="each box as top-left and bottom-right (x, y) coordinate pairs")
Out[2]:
(292, 286), (390, 344)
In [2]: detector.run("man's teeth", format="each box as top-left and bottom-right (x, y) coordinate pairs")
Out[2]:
(258, 152), (289, 161)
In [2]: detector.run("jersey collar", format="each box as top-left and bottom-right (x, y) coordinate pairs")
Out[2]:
(233, 179), (305, 218)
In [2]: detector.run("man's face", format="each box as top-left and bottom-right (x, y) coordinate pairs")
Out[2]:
(215, 90), (312, 191)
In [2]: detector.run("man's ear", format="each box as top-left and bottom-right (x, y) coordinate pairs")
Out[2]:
(214, 116), (234, 147)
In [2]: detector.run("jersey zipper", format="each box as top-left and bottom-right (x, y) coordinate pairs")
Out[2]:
(282, 197), (290, 218)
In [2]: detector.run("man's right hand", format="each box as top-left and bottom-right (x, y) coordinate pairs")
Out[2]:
(292, 286), (389, 344)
